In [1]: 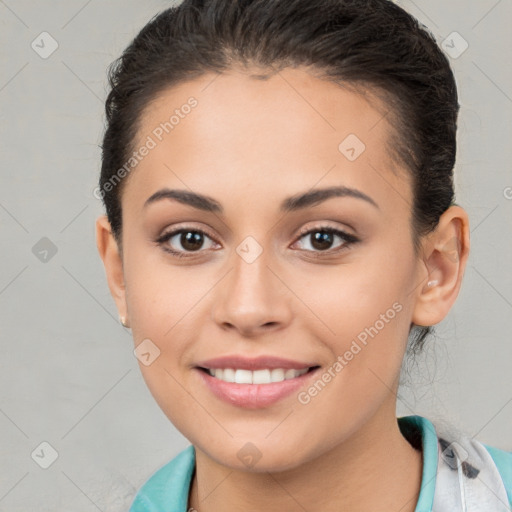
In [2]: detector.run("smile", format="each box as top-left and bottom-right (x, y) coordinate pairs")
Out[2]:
(204, 367), (310, 384)
(195, 365), (320, 409)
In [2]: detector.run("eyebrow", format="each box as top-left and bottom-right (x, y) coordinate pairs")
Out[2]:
(143, 185), (379, 213)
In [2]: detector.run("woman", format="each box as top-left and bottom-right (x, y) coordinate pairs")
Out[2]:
(95, 0), (512, 510)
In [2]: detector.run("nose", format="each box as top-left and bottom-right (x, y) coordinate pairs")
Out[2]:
(211, 246), (293, 338)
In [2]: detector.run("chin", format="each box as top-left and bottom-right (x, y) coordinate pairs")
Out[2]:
(198, 438), (311, 474)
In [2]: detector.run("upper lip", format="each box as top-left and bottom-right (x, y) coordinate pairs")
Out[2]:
(195, 355), (318, 371)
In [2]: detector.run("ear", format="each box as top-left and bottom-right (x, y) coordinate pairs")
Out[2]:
(95, 215), (129, 326)
(411, 205), (470, 327)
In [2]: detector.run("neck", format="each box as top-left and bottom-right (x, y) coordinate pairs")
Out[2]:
(189, 408), (423, 512)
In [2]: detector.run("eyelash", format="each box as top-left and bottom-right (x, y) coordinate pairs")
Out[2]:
(155, 225), (360, 259)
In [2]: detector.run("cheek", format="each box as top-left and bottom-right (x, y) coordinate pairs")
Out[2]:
(307, 248), (414, 378)
(124, 245), (212, 338)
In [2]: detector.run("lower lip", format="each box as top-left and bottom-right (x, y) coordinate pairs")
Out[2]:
(195, 368), (319, 409)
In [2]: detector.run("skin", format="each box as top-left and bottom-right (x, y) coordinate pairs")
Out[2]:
(96, 66), (470, 511)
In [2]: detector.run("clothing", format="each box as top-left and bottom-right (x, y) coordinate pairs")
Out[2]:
(129, 415), (512, 511)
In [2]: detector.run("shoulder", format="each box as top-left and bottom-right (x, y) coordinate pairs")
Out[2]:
(399, 415), (512, 510)
(429, 416), (512, 510)
(482, 442), (512, 503)
(129, 445), (196, 512)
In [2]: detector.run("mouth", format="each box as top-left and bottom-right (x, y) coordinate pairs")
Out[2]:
(196, 366), (320, 384)
(194, 361), (321, 409)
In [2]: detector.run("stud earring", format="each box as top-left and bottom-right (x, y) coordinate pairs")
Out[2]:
(427, 279), (439, 288)
(120, 315), (130, 328)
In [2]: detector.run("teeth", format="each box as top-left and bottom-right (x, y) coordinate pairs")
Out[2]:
(222, 368), (235, 383)
(252, 369), (271, 384)
(270, 368), (284, 382)
(235, 369), (252, 384)
(284, 369), (297, 379)
(207, 367), (309, 384)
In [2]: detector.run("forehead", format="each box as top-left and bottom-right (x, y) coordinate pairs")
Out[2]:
(124, 67), (412, 219)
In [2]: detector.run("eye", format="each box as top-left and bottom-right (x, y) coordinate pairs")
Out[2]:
(156, 224), (359, 259)
(293, 225), (359, 255)
(156, 227), (219, 258)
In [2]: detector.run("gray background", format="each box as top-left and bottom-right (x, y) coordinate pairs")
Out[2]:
(0, 0), (510, 510)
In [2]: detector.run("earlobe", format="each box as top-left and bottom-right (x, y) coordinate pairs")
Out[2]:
(411, 206), (470, 327)
(95, 215), (129, 324)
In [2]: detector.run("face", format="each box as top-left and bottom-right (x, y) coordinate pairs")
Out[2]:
(108, 67), (428, 471)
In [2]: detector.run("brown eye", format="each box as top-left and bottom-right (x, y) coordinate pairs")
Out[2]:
(178, 231), (205, 251)
(295, 226), (359, 254)
(156, 228), (218, 257)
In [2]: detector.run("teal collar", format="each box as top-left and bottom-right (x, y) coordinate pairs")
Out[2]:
(129, 444), (196, 511)
(398, 415), (439, 512)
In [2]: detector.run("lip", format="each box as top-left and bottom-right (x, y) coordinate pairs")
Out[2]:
(194, 361), (320, 409)
(195, 355), (317, 371)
